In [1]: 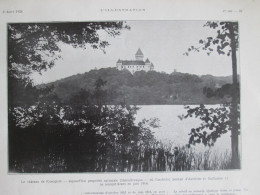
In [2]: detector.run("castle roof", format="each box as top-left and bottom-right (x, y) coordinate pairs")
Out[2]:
(117, 59), (122, 63)
(145, 58), (150, 63)
(135, 48), (143, 56)
(120, 60), (145, 65)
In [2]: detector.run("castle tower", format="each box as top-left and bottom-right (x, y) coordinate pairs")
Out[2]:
(145, 58), (150, 65)
(135, 48), (144, 61)
(116, 48), (154, 73)
(151, 63), (154, 71)
(116, 59), (123, 70)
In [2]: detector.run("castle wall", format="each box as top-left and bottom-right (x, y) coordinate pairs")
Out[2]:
(116, 49), (154, 74)
(117, 64), (152, 73)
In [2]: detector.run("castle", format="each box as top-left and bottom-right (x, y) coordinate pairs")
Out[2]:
(116, 48), (154, 74)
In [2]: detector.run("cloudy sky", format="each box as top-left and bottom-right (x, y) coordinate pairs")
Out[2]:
(32, 21), (237, 84)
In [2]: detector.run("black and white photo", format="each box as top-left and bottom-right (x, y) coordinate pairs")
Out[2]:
(8, 21), (240, 173)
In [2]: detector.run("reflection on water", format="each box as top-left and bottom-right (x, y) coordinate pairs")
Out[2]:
(135, 105), (231, 153)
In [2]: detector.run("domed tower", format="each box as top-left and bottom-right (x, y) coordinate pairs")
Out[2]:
(135, 48), (144, 61)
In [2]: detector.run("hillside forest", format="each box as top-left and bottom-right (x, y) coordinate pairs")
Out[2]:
(37, 68), (235, 106)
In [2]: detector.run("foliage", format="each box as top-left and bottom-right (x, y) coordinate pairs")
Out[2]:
(8, 22), (130, 82)
(9, 77), (232, 172)
(42, 68), (233, 105)
(179, 80), (240, 148)
(8, 21), (236, 172)
(179, 104), (236, 147)
(184, 21), (238, 56)
(203, 83), (239, 99)
(8, 22), (130, 108)
(183, 21), (240, 168)
(8, 76), (39, 107)
(8, 78), (160, 172)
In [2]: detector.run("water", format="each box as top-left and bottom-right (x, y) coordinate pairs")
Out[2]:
(135, 105), (231, 153)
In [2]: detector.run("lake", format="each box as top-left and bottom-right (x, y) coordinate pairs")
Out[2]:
(135, 105), (232, 154)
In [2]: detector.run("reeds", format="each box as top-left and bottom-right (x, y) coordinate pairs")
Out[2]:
(10, 141), (231, 172)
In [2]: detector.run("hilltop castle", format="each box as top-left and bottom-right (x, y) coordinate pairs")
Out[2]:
(116, 49), (154, 74)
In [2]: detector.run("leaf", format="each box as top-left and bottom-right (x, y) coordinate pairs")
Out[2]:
(213, 40), (219, 44)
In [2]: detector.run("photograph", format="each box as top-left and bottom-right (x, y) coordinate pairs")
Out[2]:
(8, 21), (240, 173)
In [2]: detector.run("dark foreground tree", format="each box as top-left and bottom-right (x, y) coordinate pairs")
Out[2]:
(8, 22), (130, 107)
(9, 78), (161, 172)
(8, 22), (131, 171)
(8, 22), (130, 80)
(183, 22), (240, 168)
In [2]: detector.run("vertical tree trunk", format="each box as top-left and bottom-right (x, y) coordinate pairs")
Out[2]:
(229, 22), (240, 169)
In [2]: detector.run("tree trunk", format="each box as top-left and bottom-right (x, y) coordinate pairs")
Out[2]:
(228, 22), (240, 169)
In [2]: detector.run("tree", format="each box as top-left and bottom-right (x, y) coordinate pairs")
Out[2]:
(8, 22), (130, 107)
(8, 22), (130, 82)
(9, 78), (160, 172)
(8, 22), (132, 171)
(94, 78), (107, 106)
(183, 22), (240, 168)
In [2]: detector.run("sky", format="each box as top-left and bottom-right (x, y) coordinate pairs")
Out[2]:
(31, 21), (237, 84)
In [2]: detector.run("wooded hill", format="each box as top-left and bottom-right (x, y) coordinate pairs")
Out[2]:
(39, 68), (234, 105)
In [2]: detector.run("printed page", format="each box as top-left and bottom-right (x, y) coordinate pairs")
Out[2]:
(0, 0), (259, 194)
